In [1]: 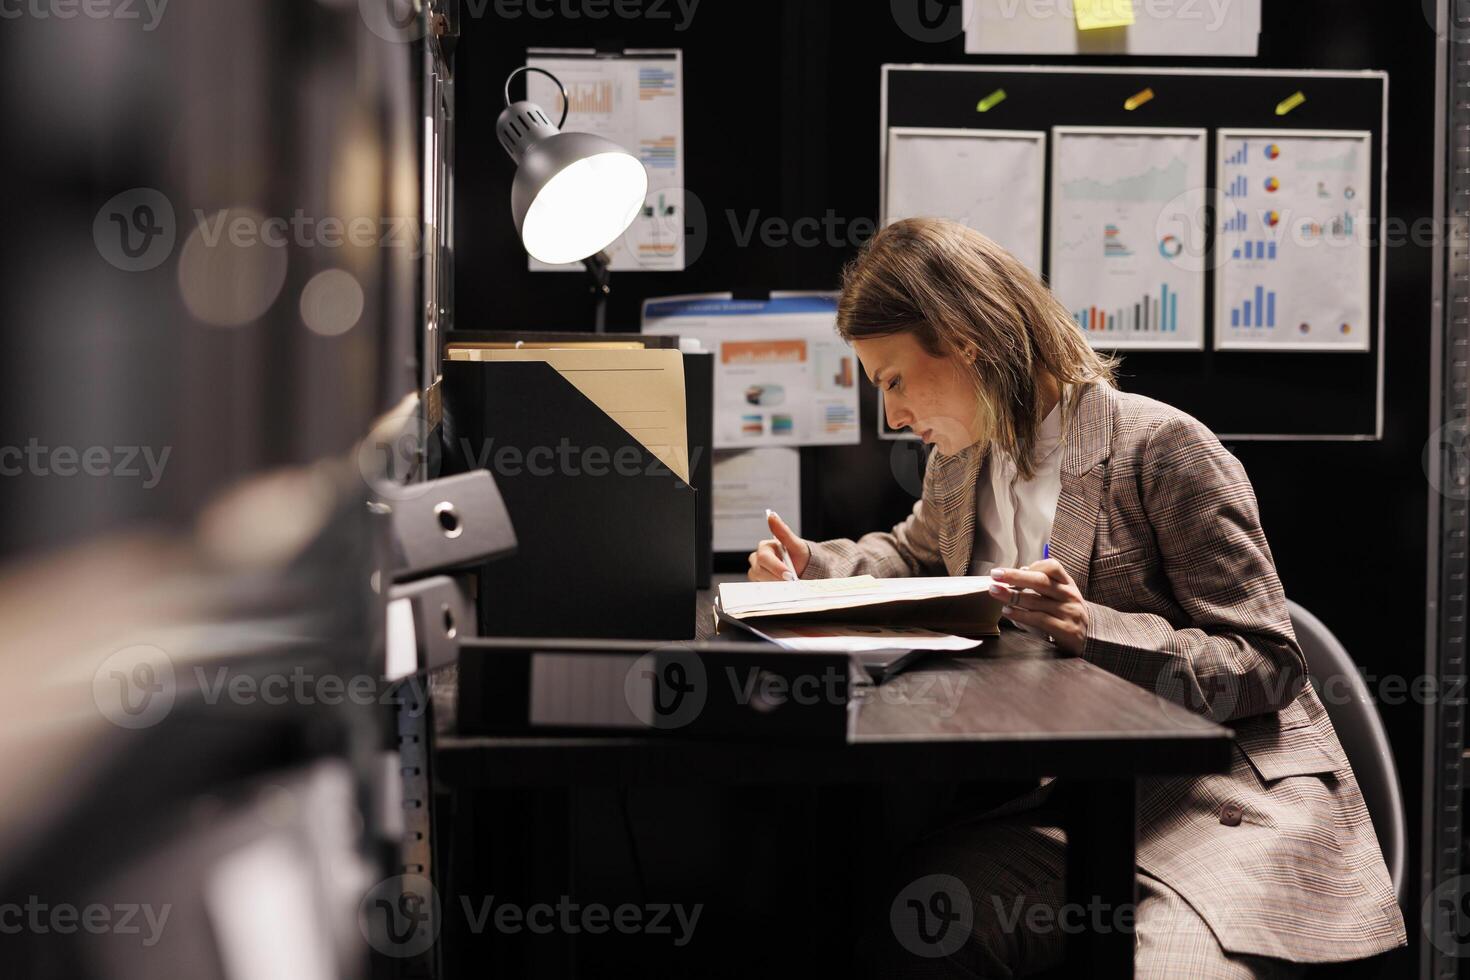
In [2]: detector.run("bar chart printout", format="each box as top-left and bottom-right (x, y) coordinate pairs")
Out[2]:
(1227, 285), (1277, 328)
(1050, 127), (1207, 350)
(1214, 129), (1372, 351)
(528, 49), (686, 272)
(1072, 282), (1180, 334)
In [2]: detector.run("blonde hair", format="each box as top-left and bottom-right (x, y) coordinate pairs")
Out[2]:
(837, 217), (1117, 480)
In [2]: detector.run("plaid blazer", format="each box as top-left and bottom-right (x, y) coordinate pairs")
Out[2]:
(804, 380), (1406, 963)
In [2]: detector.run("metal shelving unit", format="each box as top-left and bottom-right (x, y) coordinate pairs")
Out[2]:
(1426, 0), (1470, 975)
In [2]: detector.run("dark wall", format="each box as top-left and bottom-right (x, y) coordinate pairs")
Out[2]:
(456, 2), (1438, 968)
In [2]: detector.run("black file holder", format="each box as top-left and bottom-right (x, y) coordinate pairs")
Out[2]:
(442, 358), (696, 640)
(441, 332), (712, 587)
(683, 350), (713, 588)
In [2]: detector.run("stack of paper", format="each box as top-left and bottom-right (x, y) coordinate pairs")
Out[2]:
(715, 575), (1005, 639)
(756, 624), (983, 654)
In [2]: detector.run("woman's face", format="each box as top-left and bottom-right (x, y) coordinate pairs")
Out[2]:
(852, 332), (982, 455)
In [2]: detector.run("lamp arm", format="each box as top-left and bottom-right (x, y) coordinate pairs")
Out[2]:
(583, 250), (612, 333)
(502, 66), (569, 129)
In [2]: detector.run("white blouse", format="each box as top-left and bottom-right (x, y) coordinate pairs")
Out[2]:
(967, 391), (1068, 577)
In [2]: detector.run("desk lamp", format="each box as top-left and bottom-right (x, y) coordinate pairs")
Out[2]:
(496, 66), (648, 330)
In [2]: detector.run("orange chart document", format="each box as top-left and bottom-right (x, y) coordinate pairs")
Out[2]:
(641, 294), (860, 449)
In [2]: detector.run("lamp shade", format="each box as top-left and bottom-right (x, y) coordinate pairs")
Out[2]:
(496, 100), (648, 266)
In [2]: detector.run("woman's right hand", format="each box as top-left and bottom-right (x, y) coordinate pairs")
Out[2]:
(747, 510), (812, 581)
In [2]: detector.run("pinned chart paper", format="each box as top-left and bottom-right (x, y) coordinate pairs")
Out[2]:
(527, 48), (685, 272)
(1213, 129), (1373, 352)
(642, 294), (860, 448)
(884, 128), (1046, 275)
(1049, 126), (1207, 351)
(711, 447), (801, 553)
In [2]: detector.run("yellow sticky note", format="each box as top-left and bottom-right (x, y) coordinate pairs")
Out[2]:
(1076, 0), (1134, 30)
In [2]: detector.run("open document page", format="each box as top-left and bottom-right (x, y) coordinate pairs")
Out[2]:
(717, 575), (997, 619)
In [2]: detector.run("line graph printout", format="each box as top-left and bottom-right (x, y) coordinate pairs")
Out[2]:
(884, 128), (1046, 274)
(527, 48), (685, 272)
(1213, 129), (1372, 352)
(1049, 127), (1207, 351)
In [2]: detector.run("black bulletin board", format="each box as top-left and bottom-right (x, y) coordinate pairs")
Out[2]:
(882, 65), (1388, 440)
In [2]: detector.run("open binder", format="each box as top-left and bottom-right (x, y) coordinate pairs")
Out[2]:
(442, 356), (697, 640)
(714, 576), (1006, 638)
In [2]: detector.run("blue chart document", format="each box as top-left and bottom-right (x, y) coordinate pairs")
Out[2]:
(1214, 129), (1372, 351)
(1049, 127), (1208, 351)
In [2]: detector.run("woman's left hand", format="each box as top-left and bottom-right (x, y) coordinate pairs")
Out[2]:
(989, 560), (1089, 655)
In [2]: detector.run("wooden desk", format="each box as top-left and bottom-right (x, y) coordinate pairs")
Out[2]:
(428, 580), (1232, 978)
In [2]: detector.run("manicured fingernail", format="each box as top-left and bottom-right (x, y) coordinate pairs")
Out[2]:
(989, 584), (1005, 596)
(783, 571), (797, 581)
(992, 568), (1008, 578)
(1002, 605), (1013, 615)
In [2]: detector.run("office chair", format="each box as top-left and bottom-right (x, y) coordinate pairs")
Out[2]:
(1022, 604), (1406, 980)
(1287, 600), (1407, 913)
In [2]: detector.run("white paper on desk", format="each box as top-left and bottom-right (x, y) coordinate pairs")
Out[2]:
(961, 0), (1259, 55)
(759, 623), (983, 653)
(719, 575), (879, 615)
(446, 347), (689, 483)
(718, 575), (996, 619)
(711, 447), (801, 552)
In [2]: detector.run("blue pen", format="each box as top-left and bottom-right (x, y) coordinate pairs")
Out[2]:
(1043, 542), (1050, 560)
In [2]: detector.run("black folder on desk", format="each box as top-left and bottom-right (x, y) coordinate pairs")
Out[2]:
(456, 638), (851, 739)
(442, 358), (696, 640)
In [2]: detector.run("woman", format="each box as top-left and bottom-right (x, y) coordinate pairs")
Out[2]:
(747, 219), (1404, 977)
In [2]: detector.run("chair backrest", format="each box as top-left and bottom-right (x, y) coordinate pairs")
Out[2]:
(1287, 600), (1406, 913)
